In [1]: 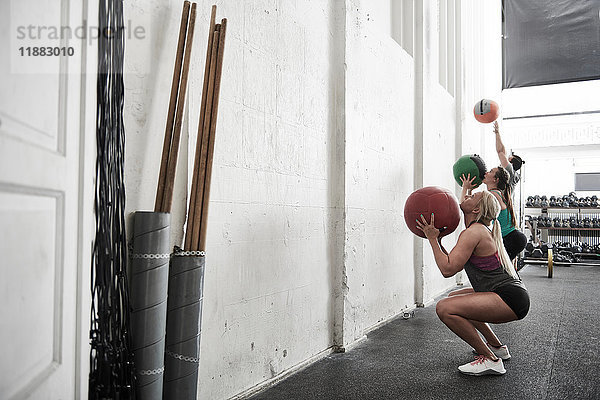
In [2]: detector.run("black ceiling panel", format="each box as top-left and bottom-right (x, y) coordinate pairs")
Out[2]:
(503, 0), (600, 88)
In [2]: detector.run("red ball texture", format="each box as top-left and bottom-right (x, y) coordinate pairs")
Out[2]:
(404, 186), (461, 238)
(473, 99), (499, 123)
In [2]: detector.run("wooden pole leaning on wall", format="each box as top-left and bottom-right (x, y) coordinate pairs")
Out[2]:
(184, 5), (217, 250)
(188, 24), (220, 251)
(184, 9), (227, 252)
(155, 1), (191, 212)
(161, 2), (197, 213)
(198, 18), (227, 252)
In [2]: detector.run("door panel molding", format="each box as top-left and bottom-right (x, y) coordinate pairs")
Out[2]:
(0, 0), (69, 155)
(0, 182), (65, 400)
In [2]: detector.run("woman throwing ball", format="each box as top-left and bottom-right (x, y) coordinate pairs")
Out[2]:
(416, 190), (529, 376)
(461, 166), (527, 263)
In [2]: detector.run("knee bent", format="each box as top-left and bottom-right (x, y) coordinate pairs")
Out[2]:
(436, 298), (451, 319)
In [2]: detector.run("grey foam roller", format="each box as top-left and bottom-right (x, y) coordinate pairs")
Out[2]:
(130, 302), (168, 347)
(163, 252), (205, 400)
(166, 301), (203, 341)
(129, 211), (170, 400)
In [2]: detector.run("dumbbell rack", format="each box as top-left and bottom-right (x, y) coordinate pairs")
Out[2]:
(525, 206), (600, 274)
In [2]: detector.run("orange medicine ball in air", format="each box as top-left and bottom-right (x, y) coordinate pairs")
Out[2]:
(473, 99), (499, 123)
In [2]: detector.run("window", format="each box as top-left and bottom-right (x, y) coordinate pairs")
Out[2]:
(391, 0), (414, 56)
(575, 173), (600, 191)
(438, 0), (455, 96)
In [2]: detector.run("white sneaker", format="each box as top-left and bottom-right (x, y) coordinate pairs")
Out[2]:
(458, 355), (506, 376)
(472, 344), (511, 360)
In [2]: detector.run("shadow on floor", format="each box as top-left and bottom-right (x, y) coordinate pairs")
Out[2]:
(248, 264), (600, 400)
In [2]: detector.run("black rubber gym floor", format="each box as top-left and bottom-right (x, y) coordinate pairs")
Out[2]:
(248, 264), (600, 400)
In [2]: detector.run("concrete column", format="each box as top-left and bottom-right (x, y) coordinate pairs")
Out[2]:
(331, 0), (347, 351)
(413, 0), (425, 307)
(454, 0), (466, 287)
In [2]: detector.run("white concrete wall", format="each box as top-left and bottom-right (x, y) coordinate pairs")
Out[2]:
(190, 1), (342, 398)
(461, 0), (503, 167)
(343, 0), (415, 345)
(123, 0), (191, 246)
(418, 1), (459, 301)
(416, 1), (457, 304)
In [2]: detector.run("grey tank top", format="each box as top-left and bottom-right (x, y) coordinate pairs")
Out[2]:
(463, 252), (525, 292)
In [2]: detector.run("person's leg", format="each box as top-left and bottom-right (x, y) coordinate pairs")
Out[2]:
(447, 289), (503, 347)
(470, 322), (503, 347)
(436, 292), (517, 359)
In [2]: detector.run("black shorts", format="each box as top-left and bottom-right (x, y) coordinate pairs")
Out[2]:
(503, 229), (527, 260)
(494, 284), (530, 320)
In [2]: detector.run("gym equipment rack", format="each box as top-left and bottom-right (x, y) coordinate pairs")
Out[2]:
(524, 202), (600, 277)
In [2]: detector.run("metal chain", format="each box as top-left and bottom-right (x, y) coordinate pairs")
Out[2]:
(172, 250), (206, 257)
(129, 253), (171, 259)
(172, 245), (206, 257)
(137, 366), (165, 376)
(128, 244), (206, 258)
(166, 349), (200, 363)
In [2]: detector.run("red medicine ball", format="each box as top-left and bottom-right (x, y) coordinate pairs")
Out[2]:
(473, 99), (499, 123)
(404, 186), (460, 238)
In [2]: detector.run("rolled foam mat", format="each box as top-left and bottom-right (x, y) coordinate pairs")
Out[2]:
(129, 211), (170, 399)
(163, 250), (205, 400)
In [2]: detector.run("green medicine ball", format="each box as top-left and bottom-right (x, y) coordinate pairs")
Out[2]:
(452, 154), (487, 188)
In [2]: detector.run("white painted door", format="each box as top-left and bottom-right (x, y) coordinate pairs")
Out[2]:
(0, 0), (93, 398)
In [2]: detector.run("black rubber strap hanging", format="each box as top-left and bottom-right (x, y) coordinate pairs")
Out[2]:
(89, 0), (135, 398)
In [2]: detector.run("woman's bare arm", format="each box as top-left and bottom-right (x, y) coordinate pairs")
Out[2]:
(417, 214), (479, 278)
